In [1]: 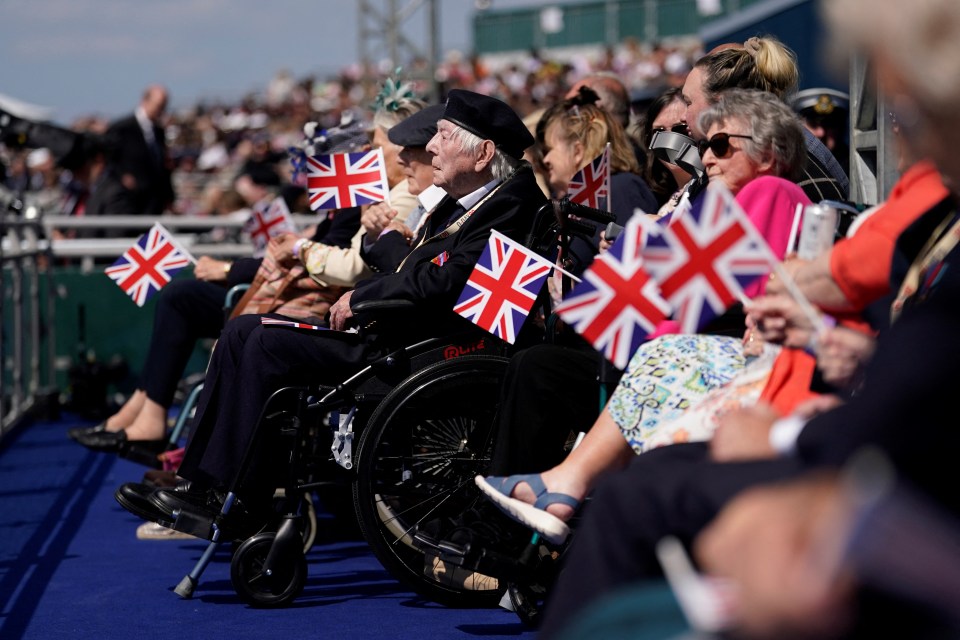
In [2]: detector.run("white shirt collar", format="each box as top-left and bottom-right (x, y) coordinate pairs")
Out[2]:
(457, 177), (500, 212)
(135, 106), (155, 141)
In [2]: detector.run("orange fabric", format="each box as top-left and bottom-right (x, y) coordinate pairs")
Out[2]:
(757, 348), (821, 416)
(829, 161), (948, 310)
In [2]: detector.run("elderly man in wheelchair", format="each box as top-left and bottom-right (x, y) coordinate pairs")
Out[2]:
(113, 89), (548, 605)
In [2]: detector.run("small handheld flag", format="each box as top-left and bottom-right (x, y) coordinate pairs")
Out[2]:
(567, 144), (611, 212)
(454, 230), (553, 344)
(306, 148), (389, 211)
(105, 223), (194, 307)
(555, 215), (670, 369)
(642, 183), (778, 334)
(244, 196), (297, 256)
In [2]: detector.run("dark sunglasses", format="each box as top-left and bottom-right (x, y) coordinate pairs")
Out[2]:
(697, 132), (754, 158)
(651, 122), (690, 138)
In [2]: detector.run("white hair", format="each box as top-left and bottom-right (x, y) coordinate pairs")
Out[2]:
(450, 124), (521, 181)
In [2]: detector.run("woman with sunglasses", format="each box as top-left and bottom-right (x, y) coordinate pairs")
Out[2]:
(536, 87), (659, 274)
(474, 88), (812, 546)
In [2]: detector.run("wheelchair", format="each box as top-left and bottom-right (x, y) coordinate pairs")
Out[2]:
(159, 198), (618, 609)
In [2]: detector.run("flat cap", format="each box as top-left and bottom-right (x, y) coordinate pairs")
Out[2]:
(387, 103), (445, 147)
(441, 89), (534, 159)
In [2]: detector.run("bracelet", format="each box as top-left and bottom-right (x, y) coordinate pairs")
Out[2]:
(222, 262), (231, 275)
(292, 238), (307, 260)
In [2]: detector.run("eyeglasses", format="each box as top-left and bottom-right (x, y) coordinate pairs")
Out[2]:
(697, 132), (754, 158)
(651, 122), (690, 138)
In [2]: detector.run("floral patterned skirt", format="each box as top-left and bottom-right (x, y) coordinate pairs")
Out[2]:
(606, 334), (775, 453)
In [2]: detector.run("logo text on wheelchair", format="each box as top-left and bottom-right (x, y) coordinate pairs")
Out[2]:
(443, 339), (487, 360)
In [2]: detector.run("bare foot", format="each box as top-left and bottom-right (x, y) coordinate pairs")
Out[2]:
(104, 390), (147, 431)
(120, 396), (168, 441)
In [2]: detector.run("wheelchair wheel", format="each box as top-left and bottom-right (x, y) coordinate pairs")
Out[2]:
(230, 531), (307, 607)
(353, 355), (508, 607)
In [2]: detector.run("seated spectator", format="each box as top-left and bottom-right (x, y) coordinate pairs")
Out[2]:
(69, 111), (416, 455)
(681, 36), (850, 203)
(638, 87), (694, 212)
(113, 90), (547, 537)
(537, 86), (658, 274)
(474, 88), (815, 545)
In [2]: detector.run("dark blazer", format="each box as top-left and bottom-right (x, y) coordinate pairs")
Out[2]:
(351, 166), (547, 339)
(87, 114), (174, 216)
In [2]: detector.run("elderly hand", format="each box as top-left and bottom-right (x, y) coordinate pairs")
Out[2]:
(598, 229), (614, 254)
(709, 403), (779, 462)
(329, 290), (355, 331)
(383, 220), (414, 243)
(194, 256), (232, 282)
(815, 327), (876, 389)
(745, 294), (821, 349)
(270, 233), (299, 268)
(362, 202), (399, 237)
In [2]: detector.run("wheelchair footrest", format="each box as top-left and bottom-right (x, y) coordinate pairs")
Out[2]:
(435, 539), (550, 584)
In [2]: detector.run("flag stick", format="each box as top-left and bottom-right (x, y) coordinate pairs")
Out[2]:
(786, 202), (803, 254)
(769, 260), (828, 332)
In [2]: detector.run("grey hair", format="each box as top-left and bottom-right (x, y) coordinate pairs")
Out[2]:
(450, 124), (521, 181)
(372, 97), (428, 132)
(697, 88), (805, 182)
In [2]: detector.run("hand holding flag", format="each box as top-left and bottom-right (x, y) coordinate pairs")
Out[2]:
(105, 223), (195, 307)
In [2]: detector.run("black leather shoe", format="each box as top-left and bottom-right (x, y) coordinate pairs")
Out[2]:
(115, 482), (175, 526)
(149, 482), (209, 517)
(67, 422), (107, 442)
(74, 428), (128, 452)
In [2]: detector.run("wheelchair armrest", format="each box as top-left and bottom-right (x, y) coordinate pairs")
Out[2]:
(351, 299), (417, 315)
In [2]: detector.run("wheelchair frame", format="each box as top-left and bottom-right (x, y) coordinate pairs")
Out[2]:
(164, 198), (617, 608)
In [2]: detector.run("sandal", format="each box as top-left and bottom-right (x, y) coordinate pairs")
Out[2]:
(475, 474), (579, 544)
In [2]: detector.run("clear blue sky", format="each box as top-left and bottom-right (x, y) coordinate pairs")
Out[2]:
(0, 0), (555, 124)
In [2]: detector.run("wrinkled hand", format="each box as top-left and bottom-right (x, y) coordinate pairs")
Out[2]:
(270, 233), (299, 268)
(709, 403), (779, 462)
(361, 202), (399, 237)
(194, 256), (231, 282)
(695, 475), (855, 638)
(745, 294), (820, 349)
(329, 290), (354, 331)
(383, 220), (414, 243)
(764, 258), (806, 297)
(815, 327), (876, 389)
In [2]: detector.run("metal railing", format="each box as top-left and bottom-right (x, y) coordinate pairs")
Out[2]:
(1, 197), (57, 437)
(39, 214), (316, 271)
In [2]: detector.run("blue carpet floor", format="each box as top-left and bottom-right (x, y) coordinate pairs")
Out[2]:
(0, 415), (536, 640)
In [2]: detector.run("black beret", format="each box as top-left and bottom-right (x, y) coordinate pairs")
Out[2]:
(441, 89), (534, 159)
(387, 103), (445, 147)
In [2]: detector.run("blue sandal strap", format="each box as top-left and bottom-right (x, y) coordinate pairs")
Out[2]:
(484, 474), (580, 511)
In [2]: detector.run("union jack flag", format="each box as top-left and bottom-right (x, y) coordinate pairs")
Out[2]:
(642, 183), (777, 334)
(454, 230), (553, 344)
(105, 223), (194, 307)
(305, 148), (389, 211)
(568, 144), (610, 211)
(555, 215), (670, 369)
(244, 196), (296, 256)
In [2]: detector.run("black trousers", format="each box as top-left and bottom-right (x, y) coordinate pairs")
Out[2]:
(141, 278), (227, 408)
(490, 343), (618, 476)
(176, 313), (371, 498)
(538, 443), (804, 639)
